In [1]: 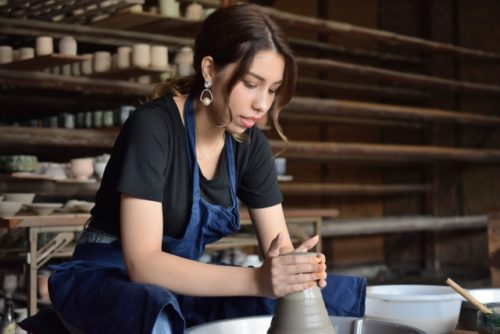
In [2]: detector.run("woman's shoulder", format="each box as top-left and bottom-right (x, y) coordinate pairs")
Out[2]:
(126, 95), (181, 129)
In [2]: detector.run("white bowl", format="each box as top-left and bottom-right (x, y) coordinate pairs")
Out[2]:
(365, 284), (462, 334)
(25, 203), (63, 215)
(0, 201), (23, 216)
(1, 193), (35, 204)
(75, 202), (94, 213)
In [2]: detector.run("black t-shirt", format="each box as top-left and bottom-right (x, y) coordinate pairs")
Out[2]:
(89, 95), (282, 238)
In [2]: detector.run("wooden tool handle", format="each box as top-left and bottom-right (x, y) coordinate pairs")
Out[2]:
(446, 278), (493, 314)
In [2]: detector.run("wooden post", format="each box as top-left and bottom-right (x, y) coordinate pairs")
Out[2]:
(487, 213), (500, 287)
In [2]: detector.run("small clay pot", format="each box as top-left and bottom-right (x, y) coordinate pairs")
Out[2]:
(36, 36), (53, 56)
(267, 252), (336, 334)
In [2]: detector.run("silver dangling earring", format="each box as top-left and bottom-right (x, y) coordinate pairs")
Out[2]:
(200, 80), (214, 106)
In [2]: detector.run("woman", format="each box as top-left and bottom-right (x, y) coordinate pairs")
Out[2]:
(48, 4), (365, 334)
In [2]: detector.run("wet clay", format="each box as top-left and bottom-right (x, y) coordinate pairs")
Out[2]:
(267, 252), (337, 334)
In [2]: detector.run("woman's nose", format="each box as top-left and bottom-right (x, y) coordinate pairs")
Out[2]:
(253, 92), (272, 113)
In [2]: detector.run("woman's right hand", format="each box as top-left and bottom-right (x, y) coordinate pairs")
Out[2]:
(256, 233), (326, 298)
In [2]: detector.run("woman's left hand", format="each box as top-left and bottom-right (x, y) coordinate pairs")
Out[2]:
(293, 235), (327, 288)
(257, 233), (327, 298)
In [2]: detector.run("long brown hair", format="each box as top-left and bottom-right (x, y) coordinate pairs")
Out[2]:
(153, 3), (296, 141)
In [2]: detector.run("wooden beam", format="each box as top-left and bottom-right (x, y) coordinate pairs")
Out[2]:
(322, 215), (488, 237)
(286, 97), (500, 127)
(289, 38), (426, 66)
(0, 127), (118, 149)
(270, 140), (500, 163)
(297, 57), (500, 95)
(0, 68), (152, 96)
(259, 7), (500, 61)
(281, 113), (424, 129)
(0, 17), (193, 48)
(3, 127), (500, 164)
(280, 183), (431, 196)
(179, 0), (500, 61)
(297, 78), (430, 101)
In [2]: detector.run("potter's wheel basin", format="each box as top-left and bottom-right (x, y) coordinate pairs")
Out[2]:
(186, 315), (426, 334)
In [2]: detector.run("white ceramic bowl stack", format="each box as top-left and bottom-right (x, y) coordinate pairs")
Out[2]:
(25, 203), (63, 215)
(2, 193), (36, 204)
(365, 285), (462, 334)
(0, 201), (23, 216)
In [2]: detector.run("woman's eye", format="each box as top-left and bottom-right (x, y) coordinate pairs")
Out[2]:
(243, 81), (256, 88)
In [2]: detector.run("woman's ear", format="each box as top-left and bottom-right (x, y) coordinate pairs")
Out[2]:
(200, 56), (215, 82)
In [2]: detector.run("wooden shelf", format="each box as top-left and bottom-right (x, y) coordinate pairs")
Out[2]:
(0, 126), (118, 150)
(91, 11), (202, 36)
(321, 215), (488, 237)
(0, 68), (152, 96)
(271, 140), (500, 163)
(286, 97), (500, 127)
(3, 126), (500, 164)
(0, 213), (90, 229)
(280, 183), (431, 196)
(0, 54), (92, 72)
(88, 65), (173, 80)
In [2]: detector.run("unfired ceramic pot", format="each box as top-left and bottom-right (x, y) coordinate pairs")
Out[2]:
(151, 45), (168, 69)
(36, 36), (53, 56)
(59, 36), (77, 56)
(132, 43), (151, 67)
(70, 158), (94, 180)
(185, 2), (204, 20)
(267, 252), (336, 334)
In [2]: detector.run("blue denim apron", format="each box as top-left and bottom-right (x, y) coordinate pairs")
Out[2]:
(48, 95), (367, 334)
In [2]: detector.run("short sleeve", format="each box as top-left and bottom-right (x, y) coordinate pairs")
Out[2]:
(237, 129), (283, 208)
(115, 108), (169, 202)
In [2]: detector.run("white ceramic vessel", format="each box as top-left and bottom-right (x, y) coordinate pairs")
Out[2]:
(132, 43), (151, 67)
(93, 51), (112, 73)
(0, 45), (13, 64)
(36, 36), (54, 56)
(116, 46), (132, 68)
(151, 45), (168, 69)
(59, 36), (77, 56)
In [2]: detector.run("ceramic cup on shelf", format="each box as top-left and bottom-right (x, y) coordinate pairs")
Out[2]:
(70, 157), (94, 181)
(185, 2), (204, 20)
(93, 51), (112, 73)
(80, 53), (94, 75)
(0, 46), (13, 64)
(132, 43), (151, 68)
(274, 157), (286, 176)
(58, 36), (77, 56)
(150, 45), (168, 69)
(116, 46), (132, 69)
(72, 61), (81, 76)
(158, 0), (180, 17)
(17, 47), (35, 60)
(36, 36), (54, 56)
(174, 46), (194, 76)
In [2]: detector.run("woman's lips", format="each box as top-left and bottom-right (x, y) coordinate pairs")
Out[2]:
(240, 116), (257, 128)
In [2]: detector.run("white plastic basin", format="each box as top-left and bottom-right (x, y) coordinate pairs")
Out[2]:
(365, 285), (462, 334)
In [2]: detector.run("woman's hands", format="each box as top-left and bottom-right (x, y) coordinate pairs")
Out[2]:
(257, 233), (327, 298)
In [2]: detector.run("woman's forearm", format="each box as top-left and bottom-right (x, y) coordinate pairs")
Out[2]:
(127, 251), (262, 297)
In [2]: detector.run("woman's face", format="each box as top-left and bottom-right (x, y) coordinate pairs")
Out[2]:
(211, 50), (285, 134)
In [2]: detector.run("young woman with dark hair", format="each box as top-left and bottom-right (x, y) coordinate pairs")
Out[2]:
(47, 4), (366, 333)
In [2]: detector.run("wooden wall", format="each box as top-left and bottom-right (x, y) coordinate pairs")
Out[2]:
(269, 0), (500, 272)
